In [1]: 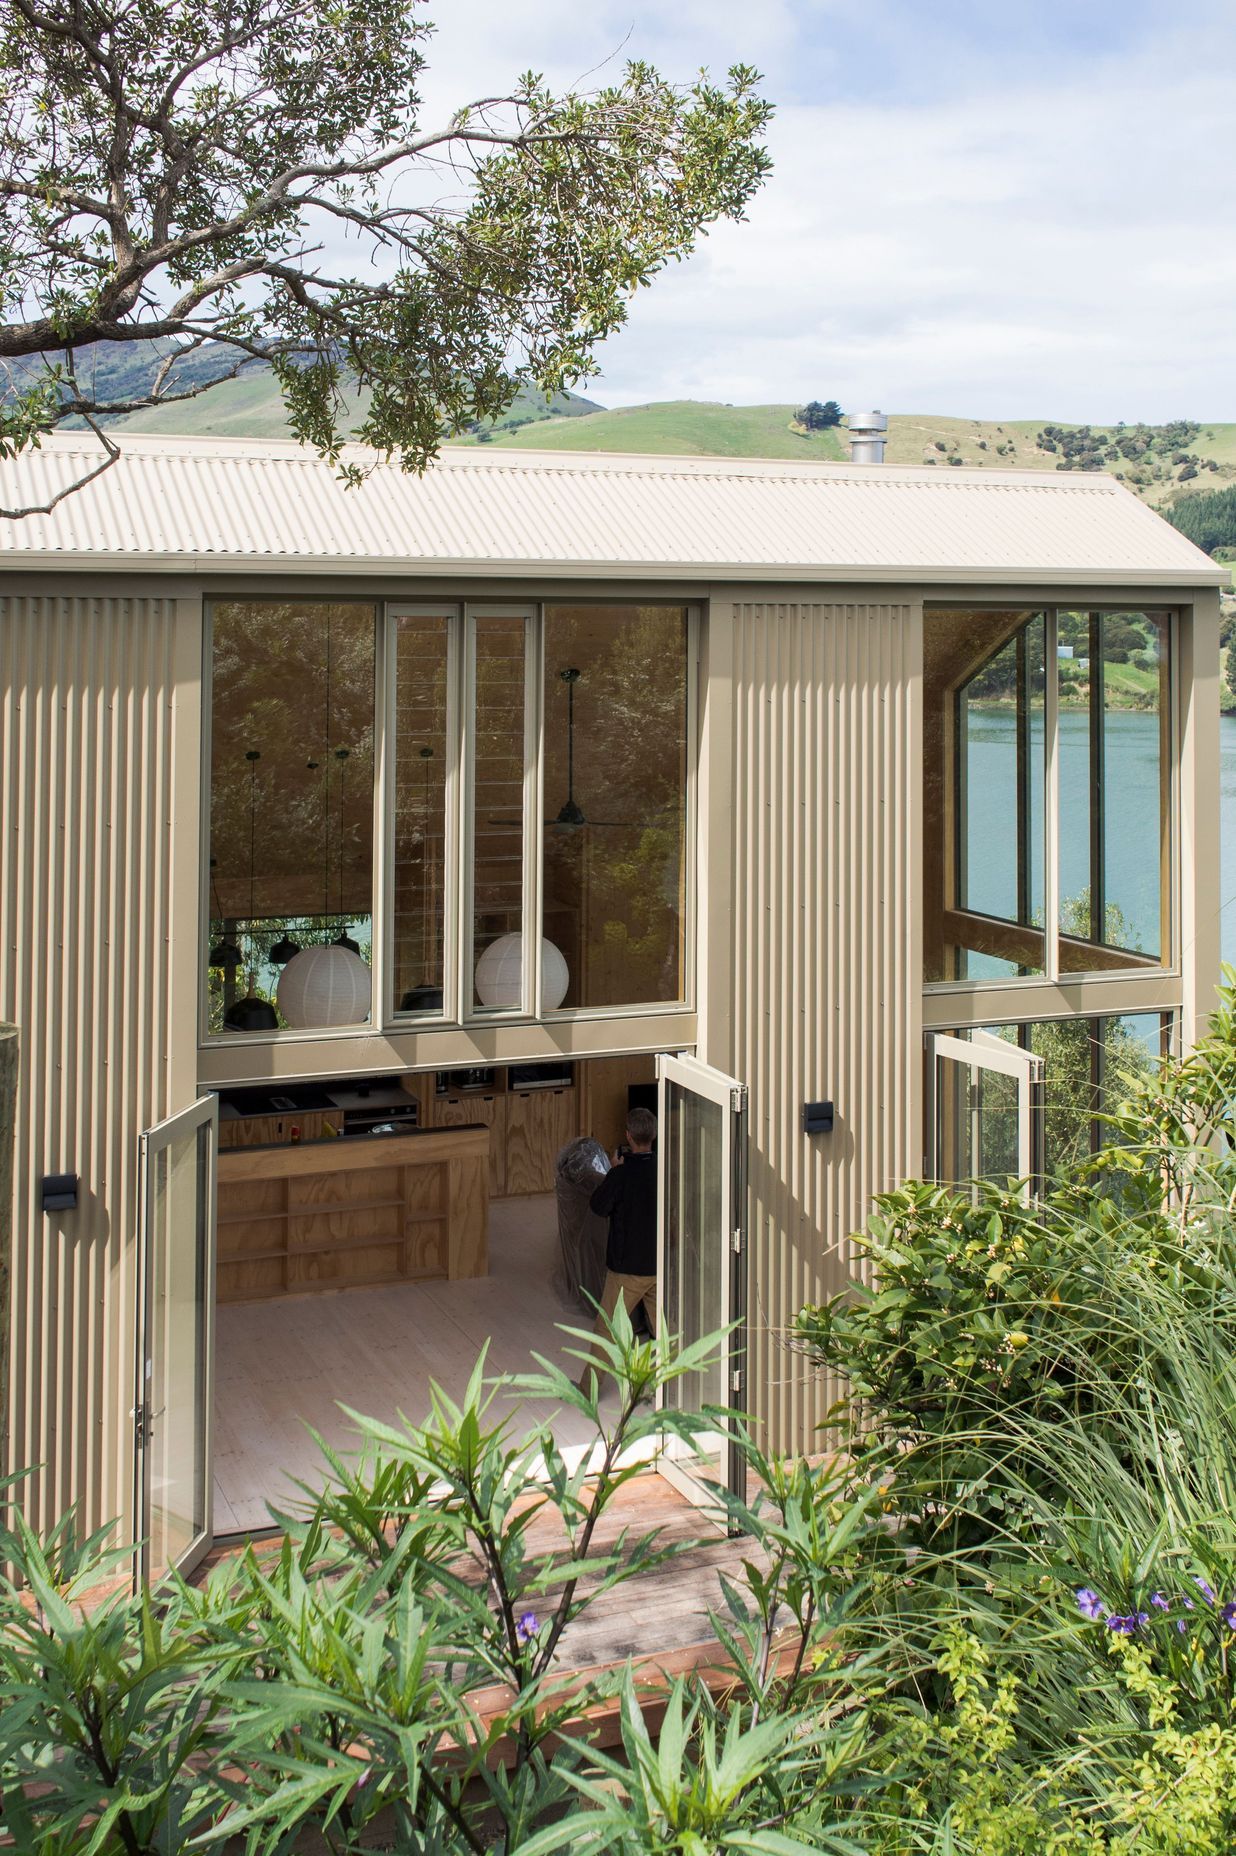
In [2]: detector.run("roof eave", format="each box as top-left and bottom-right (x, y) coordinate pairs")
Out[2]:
(0, 553), (1224, 588)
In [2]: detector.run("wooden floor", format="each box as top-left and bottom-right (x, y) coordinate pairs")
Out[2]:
(215, 1193), (601, 1533)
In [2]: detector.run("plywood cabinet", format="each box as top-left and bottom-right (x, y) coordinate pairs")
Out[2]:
(216, 1127), (489, 1303)
(504, 1087), (576, 1195)
(430, 1092), (506, 1194)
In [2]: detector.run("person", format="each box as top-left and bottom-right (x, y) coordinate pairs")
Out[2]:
(577, 1105), (658, 1390)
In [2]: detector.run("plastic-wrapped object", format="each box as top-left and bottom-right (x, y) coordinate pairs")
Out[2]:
(553, 1137), (610, 1311)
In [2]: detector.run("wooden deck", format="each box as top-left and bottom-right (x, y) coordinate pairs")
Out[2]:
(196, 1463), (770, 1748)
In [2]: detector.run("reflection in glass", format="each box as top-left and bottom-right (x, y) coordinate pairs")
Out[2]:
(924, 610), (1046, 982)
(392, 614), (449, 1015)
(144, 1121), (210, 1577)
(1056, 611), (1169, 972)
(934, 1030), (1024, 1186)
(543, 605), (688, 1009)
(208, 601), (376, 1031)
(662, 1081), (725, 1461)
(471, 615), (528, 1011)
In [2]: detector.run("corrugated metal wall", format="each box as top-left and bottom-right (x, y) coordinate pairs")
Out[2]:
(0, 595), (182, 1538)
(730, 600), (920, 1453)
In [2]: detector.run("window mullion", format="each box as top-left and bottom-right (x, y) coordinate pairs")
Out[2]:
(1044, 609), (1060, 985)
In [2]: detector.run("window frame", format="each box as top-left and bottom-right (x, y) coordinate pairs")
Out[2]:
(200, 595), (700, 1047)
(923, 602), (1179, 1002)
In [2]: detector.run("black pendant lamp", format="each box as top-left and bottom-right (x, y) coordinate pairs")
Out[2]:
(224, 749), (279, 1031)
(270, 932), (300, 965)
(332, 744), (361, 952)
(555, 667), (586, 825)
(207, 856), (243, 970)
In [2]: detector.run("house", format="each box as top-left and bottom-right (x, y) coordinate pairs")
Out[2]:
(0, 431), (1222, 1575)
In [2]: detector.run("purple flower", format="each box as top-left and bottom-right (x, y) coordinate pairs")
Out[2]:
(1195, 1577), (1216, 1606)
(515, 1610), (539, 1645)
(1178, 1620), (1189, 1634)
(1222, 1602), (1236, 1630)
(1150, 1592), (1170, 1611)
(1133, 1612), (1149, 1629)
(1106, 1614), (1136, 1634)
(1076, 1588), (1105, 1620)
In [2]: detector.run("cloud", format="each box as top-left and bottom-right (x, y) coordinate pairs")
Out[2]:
(404, 2), (1236, 420)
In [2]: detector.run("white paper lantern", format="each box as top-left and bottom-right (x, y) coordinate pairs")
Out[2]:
(276, 943), (371, 1028)
(474, 933), (569, 1010)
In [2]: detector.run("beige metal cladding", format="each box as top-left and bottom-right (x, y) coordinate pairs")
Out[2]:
(0, 595), (194, 1540)
(731, 601), (920, 1454)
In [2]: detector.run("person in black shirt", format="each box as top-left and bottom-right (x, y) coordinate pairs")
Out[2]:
(577, 1106), (658, 1390)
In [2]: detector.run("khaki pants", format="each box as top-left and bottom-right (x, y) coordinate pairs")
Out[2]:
(578, 1271), (657, 1388)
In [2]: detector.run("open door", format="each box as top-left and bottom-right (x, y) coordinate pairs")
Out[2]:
(656, 1053), (748, 1518)
(135, 1096), (217, 1585)
(926, 1030), (1044, 1197)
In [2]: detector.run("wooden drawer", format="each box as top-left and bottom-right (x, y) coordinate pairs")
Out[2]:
(430, 1092), (506, 1196)
(504, 1087), (575, 1196)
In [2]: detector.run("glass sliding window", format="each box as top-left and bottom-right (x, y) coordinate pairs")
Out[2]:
(923, 610), (1046, 982)
(470, 613), (531, 1013)
(542, 604), (689, 1010)
(392, 613), (451, 1015)
(208, 600), (376, 1033)
(1056, 611), (1170, 973)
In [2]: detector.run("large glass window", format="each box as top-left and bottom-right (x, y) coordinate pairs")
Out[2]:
(542, 604), (689, 1010)
(208, 601), (376, 1033)
(470, 612), (531, 1014)
(924, 607), (1171, 987)
(937, 1014), (1169, 1184)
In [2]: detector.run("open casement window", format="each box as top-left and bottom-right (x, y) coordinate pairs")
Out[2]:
(926, 1030), (1045, 1198)
(923, 608), (1172, 988)
(656, 1053), (748, 1523)
(135, 1096), (217, 1585)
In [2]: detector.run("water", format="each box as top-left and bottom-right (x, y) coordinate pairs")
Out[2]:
(963, 707), (1232, 972)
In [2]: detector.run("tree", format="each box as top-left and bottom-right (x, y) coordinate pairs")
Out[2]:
(0, 1), (772, 513)
(795, 398), (842, 430)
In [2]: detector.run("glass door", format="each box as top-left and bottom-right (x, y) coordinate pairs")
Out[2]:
(135, 1096), (217, 1584)
(656, 1053), (748, 1518)
(926, 1030), (1044, 1196)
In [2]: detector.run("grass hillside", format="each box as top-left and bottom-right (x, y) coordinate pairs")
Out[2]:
(473, 399), (848, 461)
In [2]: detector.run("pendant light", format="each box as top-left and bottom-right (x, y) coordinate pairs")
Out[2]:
(223, 749), (279, 1031)
(332, 745), (361, 954)
(555, 667), (586, 825)
(207, 857), (243, 971)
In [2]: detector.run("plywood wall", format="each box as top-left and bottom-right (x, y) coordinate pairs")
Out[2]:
(0, 594), (198, 1539)
(728, 600), (921, 1455)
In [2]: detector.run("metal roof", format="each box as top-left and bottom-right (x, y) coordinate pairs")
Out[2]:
(0, 432), (1222, 585)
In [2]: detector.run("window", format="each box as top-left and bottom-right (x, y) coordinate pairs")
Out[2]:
(206, 598), (695, 1037)
(541, 604), (689, 1010)
(924, 607), (1171, 986)
(208, 600), (376, 1034)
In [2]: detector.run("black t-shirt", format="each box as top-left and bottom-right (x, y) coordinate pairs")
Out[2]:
(589, 1151), (658, 1276)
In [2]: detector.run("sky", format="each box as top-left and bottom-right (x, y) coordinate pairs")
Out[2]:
(407, 0), (1236, 422)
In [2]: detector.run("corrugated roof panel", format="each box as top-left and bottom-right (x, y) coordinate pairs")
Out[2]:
(0, 434), (1220, 584)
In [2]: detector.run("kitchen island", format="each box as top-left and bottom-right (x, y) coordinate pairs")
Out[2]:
(216, 1124), (489, 1303)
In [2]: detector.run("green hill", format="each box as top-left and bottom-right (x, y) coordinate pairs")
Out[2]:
(472, 399), (848, 461)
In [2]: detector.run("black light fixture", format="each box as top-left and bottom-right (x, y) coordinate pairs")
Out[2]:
(224, 748), (279, 1031)
(270, 933), (300, 965)
(332, 744), (361, 951)
(207, 856), (243, 970)
(555, 667), (586, 826)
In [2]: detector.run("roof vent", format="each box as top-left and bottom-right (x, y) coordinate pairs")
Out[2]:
(847, 411), (887, 464)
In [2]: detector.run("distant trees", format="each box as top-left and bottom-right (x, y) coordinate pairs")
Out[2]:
(1166, 484), (1236, 555)
(795, 399), (843, 429)
(1038, 421), (1206, 479)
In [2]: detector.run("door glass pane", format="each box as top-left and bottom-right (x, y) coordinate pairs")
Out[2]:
(1027, 1010), (1167, 1179)
(392, 614), (450, 1015)
(146, 1122), (210, 1576)
(924, 610), (1046, 982)
(662, 1080), (725, 1442)
(472, 616), (528, 1012)
(1057, 611), (1170, 973)
(542, 604), (689, 1009)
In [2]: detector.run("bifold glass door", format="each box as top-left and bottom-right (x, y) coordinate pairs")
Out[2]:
(656, 1053), (748, 1517)
(135, 1096), (217, 1584)
(926, 1030), (1044, 1196)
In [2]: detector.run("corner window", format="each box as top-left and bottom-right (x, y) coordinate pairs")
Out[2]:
(208, 601), (376, 1034)
(924, 607), (1171, 987)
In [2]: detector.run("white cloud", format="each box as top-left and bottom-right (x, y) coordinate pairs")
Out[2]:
(401, 3), (1236, 420)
